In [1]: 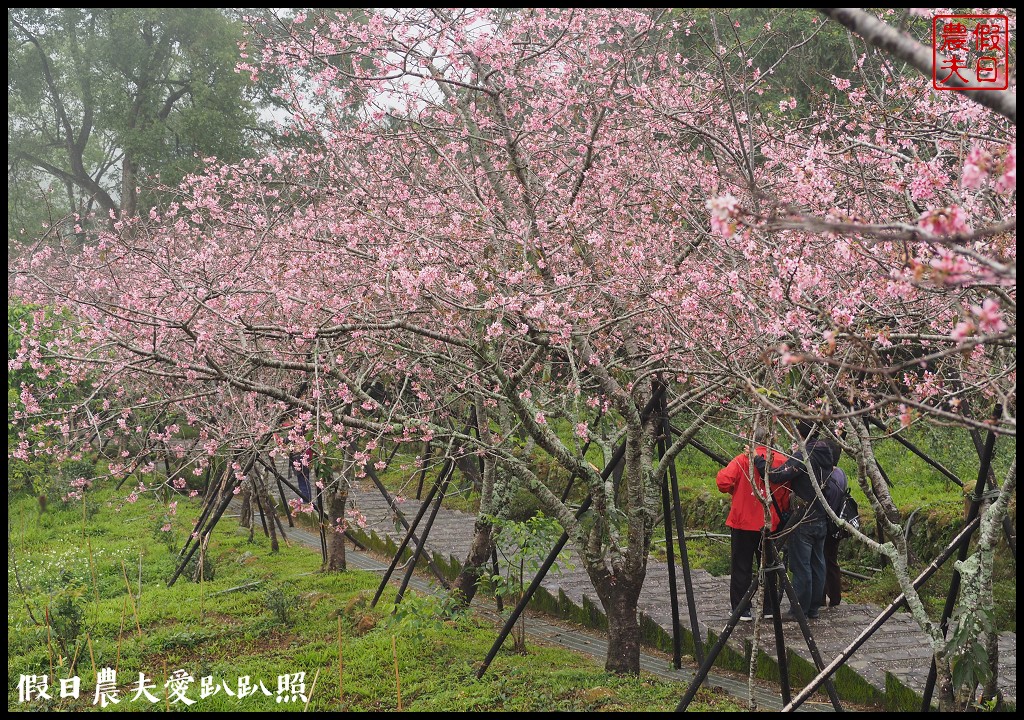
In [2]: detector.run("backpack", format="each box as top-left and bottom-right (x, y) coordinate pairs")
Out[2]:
(830, 488), (861, 540)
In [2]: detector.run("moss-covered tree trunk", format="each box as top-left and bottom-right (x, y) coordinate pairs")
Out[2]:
(591, 566), (645, 674)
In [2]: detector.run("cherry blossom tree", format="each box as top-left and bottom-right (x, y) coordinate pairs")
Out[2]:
(9, 8), (1014, 689)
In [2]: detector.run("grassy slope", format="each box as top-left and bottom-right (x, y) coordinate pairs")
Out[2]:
(7, 489), (740, 712)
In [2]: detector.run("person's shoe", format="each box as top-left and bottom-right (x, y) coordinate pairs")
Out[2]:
(807, 609), (820, 620)
(762, 611), (774, 620)
(780, 611), (800, 623)
(738, 611), (753, 622)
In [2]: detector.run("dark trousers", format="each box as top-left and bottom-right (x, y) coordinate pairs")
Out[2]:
(822, 533), (842, 606)
(730, 528), (764, 613)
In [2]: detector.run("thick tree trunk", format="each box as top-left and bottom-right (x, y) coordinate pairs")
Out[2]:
(598, 579), (644, 674)
(452, 519), (494, 603)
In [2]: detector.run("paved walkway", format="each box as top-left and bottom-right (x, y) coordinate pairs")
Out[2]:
(331, 481), (1015, 711)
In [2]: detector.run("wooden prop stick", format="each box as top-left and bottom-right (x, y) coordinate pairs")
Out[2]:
(121, 560), (142, 637)
(87, 633), (97, 678)
(304, 667), (321, 712)
(116, 596), (127, 672)
(392, 636), (402, 711)
(46, 606), (54, 680)
(69, 637), (82, 676)
(338, 616), (344, 704)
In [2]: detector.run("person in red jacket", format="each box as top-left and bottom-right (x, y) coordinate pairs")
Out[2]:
(717, 428), (790, 620)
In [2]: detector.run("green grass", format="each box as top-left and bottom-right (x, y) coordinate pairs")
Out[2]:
(7, 488), (741, 712)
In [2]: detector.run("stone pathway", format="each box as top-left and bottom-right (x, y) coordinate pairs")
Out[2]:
(335, 480), (1015, 711)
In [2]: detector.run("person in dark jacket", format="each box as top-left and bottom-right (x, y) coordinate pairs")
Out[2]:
(716, 429), (790, 620)
(754, 421), (834, 620)
(821, 444), (848, 607)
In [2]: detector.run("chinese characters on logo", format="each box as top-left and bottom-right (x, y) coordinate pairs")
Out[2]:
(16, 670), (308, 706)
(932, 14), (1009, 90)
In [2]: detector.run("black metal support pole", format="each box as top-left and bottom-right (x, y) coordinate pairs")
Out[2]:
(920, 422), (997, 710)
(659, 453), (683, 669)
(267, 487), (288, 541)
(663, 410), (706, 667)
(371, 457), (455, 607)
(169, 483), (234, 587)
(866, 417), (963, 487)
(782, 516), (982, 711)
(257, 454), (302, 498)
(491, 546), (504, 613)
(951, 395), (1015, 559)
(776, 570), (844, 711)
(365, 463), (451, 588)
(276, 474), (294, 528)
(179, 474), (222, 560)
(478, 500), (588, 679)
(253, 484), (270, 538)
(676, 576), (759, 711)
(344, 530), (367, 550)
(763, 539), (791, 705)
(559, 414), (601, 503)
(414, 441), (432, 500)
(684, 436), (732, 468)
(314, 477), (328, 563)
(476, 387), (666, 679)
(395, 466), (454, 605)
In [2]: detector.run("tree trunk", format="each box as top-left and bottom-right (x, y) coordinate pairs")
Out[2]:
(592, 572), (644, 674)
(259, 480), (280, 553)
(326, 490), (348, 571)
(238, 485), (252, 529)
(452, 519), (494, 603)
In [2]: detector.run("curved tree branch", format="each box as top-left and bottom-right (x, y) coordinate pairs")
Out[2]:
(819, 8), (1016, 125)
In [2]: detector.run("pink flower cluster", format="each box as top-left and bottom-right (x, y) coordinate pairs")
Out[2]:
(962, 144), (1015, 193)
(917, 206), (969, 236)
(705, 194), (739, 238)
